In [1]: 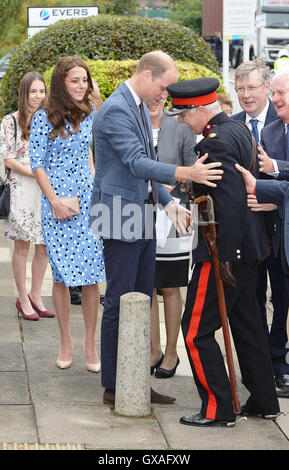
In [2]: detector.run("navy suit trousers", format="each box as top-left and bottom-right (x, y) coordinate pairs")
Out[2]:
(101, 237), (156, 390)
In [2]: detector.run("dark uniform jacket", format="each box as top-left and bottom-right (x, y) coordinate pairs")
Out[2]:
(192, 111), (269, 263)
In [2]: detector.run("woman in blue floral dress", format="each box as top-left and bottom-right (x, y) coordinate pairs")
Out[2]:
(29, 57), (105, 372)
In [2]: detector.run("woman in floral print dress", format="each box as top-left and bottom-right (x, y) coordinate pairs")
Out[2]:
(0, 72), (55, 320)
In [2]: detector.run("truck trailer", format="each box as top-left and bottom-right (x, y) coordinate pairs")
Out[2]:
(202, 0), (289, 68)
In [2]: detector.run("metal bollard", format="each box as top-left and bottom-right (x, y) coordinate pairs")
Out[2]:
(114, 292), (151, 417)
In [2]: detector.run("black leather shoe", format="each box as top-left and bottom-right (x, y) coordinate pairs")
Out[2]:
(69, 286), (82, 305)
(103, 388), (115, 405)
(103, 387), (176, 406)
(241, 405), (278, 420)
(180, 412), (234, 427)
(155, 356), (180, 379)
(275, 374), (289, 389)
(150, 353), (164, 375)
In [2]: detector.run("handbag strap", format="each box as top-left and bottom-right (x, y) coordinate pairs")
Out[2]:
(5, 114), (17, 181)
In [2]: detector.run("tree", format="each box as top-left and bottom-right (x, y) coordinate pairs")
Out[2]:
(169, 0), (203, 35)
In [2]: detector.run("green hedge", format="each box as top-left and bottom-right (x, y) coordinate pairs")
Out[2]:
(0, 15), (219, 118)
(43, 59), (225, 102)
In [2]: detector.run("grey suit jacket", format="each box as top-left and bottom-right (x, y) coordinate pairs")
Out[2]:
(156, 113), (196, 166)
(89, 82), (177, 242)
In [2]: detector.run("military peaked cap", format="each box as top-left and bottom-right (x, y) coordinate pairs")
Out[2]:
(166, 78), (220, 116)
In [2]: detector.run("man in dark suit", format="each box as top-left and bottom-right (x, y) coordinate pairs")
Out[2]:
(89, 51), (224, 406)
(232, 60), (289, 396)
(232, 59), (277, 134)
(166, 78), (279, 427)
(248, 71), (289, 396)
(236, 167), (289, 275)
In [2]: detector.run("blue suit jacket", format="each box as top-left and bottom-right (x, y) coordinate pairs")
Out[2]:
(89, 82), (177, 242)
(261, 118), (289, 179)
(231, 100), (278, 128)
(256, 179), (289, 274)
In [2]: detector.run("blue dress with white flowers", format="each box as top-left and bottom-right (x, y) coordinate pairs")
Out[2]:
(29, 108), (105, 287)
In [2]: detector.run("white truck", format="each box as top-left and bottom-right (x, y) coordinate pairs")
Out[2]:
(202, 0), (289, 68)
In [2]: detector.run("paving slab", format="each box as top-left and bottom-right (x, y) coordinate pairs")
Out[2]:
(0, 405), (38, 443)
(0, 342), (25, 371)
(34, 404), (167, 450)
(0, 372), (30, 404)
(28, 370), (103, 405)
(154, 406), (289, 450)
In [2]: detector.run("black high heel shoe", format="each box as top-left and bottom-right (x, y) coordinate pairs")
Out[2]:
(155, 356), (180, 379)
(150, 352), (164, 375)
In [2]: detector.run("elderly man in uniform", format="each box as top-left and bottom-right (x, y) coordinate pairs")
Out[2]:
(166, 78), (280, 427)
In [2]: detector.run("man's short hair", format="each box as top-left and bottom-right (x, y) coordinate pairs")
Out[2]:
(136, 51), (177, 79)
(235, 58), (271, 84)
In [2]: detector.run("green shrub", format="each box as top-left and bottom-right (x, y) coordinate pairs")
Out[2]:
(43, 59), (225, 102)
(0, 15), (219, 118)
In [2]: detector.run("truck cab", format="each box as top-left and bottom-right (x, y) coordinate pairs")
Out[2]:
(260, 5), (289, 67)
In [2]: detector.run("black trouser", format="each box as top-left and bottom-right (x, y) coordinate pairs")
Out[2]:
(182, 261), (279, 421)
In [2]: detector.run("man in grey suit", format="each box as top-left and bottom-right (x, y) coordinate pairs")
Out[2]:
(89, 51), (223, 406)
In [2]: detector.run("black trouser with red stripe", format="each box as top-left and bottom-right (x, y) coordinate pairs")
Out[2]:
(182, 261), (279, 421)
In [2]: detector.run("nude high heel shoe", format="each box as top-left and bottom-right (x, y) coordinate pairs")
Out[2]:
(56, 359), (72, 369)
(83, 343), (101, 373)
(86, 362), (101, 373)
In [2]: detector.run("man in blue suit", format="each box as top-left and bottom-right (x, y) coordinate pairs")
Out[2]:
(90, 51), (223, 406)
(232, 59), (277, 134)
(236, 167), (289, 275)
(232, 60), (289, 395)
(251, 71), (289, 396)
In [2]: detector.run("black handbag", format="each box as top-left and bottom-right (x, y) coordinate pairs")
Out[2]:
(0, 171), (11, 219)
(0, 114), (16, 219)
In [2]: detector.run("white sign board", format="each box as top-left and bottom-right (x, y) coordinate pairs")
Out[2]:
(223, 0), (256, 39)
(28, 6), (99, 37)
(263, 0), (289, 6)
(255, 13), (266, 29)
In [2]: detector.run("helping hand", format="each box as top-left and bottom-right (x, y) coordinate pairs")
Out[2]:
(257, 144), (274, 173)
(174, 153), (223, 188)
(247, 194), (277, 212)
(235, 163), (256, 194)
(165, 202), (192, 234)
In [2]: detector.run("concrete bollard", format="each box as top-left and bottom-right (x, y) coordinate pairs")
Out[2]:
(114, 292), (151, 417)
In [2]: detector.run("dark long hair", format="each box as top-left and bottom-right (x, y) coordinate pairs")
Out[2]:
(43, 56), (93, 139)
(18, 72), (46, 141)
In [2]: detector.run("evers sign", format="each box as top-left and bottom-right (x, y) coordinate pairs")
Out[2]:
(28, 6), (99, 28)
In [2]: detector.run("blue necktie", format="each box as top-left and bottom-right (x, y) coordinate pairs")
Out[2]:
(249, 119), (259, 142)
(139, 102), (158, 204)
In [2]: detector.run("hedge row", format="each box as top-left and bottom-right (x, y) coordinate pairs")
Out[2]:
(43, 59), (225, 102)
(0, 15), (219, 118)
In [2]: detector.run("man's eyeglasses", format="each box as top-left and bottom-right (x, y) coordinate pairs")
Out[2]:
(236, 82), (265, 94)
